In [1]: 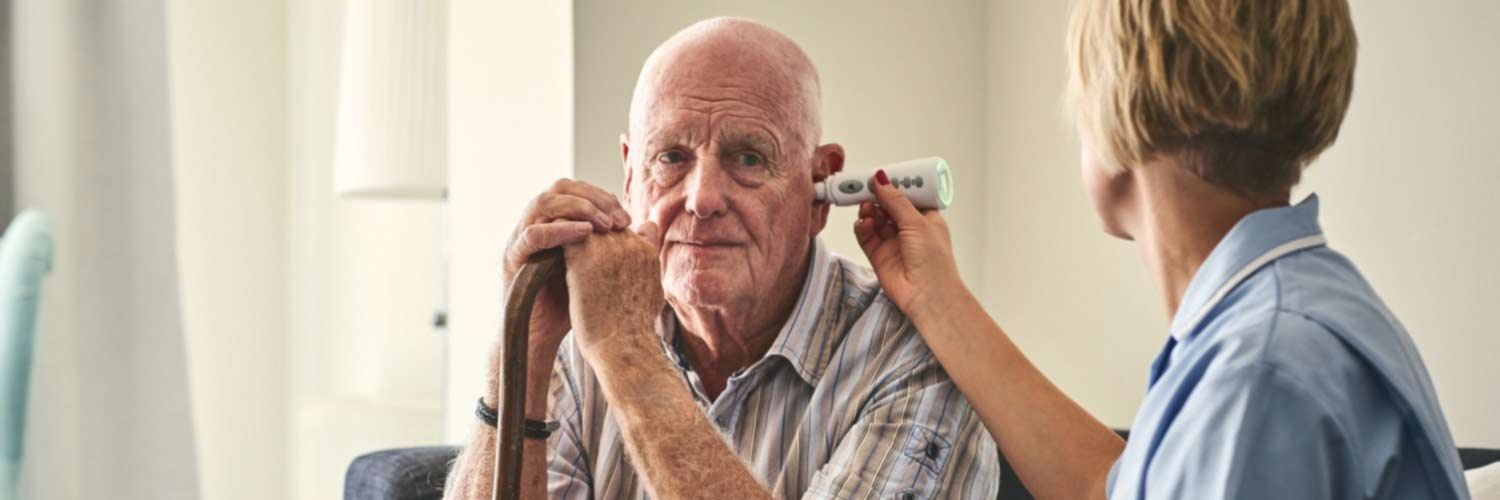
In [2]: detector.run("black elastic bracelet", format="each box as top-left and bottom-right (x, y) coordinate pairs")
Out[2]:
(524, 419), (561, 439)
(476, 397), (499, 426)
(475, 397), (559, 440)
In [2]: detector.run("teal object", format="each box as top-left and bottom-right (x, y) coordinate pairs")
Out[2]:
(0, 211), (52, 499)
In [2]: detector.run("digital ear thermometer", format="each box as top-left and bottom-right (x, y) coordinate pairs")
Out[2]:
(814, 156), (953, 210)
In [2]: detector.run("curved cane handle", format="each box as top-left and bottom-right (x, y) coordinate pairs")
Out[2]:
(493, 248), (565, 500)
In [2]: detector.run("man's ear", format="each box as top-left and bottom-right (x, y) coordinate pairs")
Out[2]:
(621, 132), (634, 199)
(809, 143), (845, 236)
(811, 143), (845, 182)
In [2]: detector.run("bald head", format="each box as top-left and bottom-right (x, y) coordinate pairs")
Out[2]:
(627, 17), (823, 153)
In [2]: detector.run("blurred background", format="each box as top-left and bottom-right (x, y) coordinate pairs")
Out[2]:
(3, 0), (1496, 499)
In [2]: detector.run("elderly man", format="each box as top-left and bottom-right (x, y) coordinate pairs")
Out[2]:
(445, 18), (997, 500)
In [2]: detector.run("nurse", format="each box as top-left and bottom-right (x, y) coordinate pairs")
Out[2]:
(853, 0), (1470, 498)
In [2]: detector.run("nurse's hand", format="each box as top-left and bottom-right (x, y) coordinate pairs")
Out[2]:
(853, 169), (969, 321)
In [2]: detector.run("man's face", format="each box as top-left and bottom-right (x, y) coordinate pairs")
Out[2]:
(623, 70), (830, 309)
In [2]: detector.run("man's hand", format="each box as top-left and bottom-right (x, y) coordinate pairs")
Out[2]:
(562, 222), (665, 355)
(502, 179), (633, 359)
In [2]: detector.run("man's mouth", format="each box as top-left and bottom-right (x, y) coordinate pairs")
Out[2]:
(671, 238), (744, 247)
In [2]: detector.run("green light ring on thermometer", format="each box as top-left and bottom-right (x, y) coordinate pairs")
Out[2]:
(936, 158), (954, 208)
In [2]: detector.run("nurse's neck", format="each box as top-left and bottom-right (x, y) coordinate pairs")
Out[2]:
(1121, 158), (1291, 321)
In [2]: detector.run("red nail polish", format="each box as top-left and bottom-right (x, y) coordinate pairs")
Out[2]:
(875, 169), (890, 186)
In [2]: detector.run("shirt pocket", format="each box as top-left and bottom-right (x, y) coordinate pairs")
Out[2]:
(899, 425), (953, 480)
(802, 425), (953, 500)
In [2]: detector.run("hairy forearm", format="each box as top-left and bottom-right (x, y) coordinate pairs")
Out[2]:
(584, 329), (771, 500)
(443, 344), (556, 500)
(912, 289), (1124, 500)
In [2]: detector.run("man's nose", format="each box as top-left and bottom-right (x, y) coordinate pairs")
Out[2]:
(683, 158), (730, 219)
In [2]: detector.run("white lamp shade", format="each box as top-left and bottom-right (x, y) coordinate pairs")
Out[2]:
(335, 0), (447, 199)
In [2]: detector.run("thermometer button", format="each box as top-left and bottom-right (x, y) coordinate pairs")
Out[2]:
(914, 176), (924, 188)
(838, 179), (865, 194)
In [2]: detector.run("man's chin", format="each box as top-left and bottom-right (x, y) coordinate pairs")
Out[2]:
(663, 268), (746, 308)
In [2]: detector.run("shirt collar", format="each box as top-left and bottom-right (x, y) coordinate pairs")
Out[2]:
(660, 238), (842, 386)
(1169, 194), (1328, 341)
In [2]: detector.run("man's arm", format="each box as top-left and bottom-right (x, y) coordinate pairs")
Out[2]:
(581, 318), (772, 499)
(443, 343), (565, 500)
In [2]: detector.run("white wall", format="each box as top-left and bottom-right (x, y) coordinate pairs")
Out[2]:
(167, 1), (288, 499)
(571, 1), (989, 282)
(984, 1), (1500, 447)
(444, 0), (576, 442)
(286, 1), (445, 498)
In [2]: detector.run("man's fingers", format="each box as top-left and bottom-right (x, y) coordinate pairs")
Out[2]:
(549, 178), (631, 229)
(876, 215), (899, 240)
(862, 202), (900, 240)
(531, 193), (617, 232)
(512, 220), (592, 264)
(854, 216), (881, 251)
(870, 170), (924, 228)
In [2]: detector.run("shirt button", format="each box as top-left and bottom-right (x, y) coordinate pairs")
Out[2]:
(897, 491), (915, 500)
(925, 442), (941, 460)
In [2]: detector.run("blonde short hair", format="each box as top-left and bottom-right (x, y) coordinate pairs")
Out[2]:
(1066, 0), (1358, 195)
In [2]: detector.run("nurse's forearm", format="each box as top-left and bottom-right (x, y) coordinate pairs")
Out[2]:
(911, 289), (1124, 500)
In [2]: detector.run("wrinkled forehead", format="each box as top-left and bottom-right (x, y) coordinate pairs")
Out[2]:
(635, 75), (808, 152)
(628, 25), (821, 153)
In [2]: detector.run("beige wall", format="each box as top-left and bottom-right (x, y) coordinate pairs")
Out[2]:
(1300, 0), (1500, 447)
(444, 0), (576, 441)
(167, 1), (288, 498)
(984, 0), (1500, 447)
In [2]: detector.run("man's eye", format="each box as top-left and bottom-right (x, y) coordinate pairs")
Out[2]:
(658, 150), (687, 164)
(737, 153), (763, 168)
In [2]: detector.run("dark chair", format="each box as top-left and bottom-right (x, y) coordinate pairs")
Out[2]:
(345, 431), (1500, 500)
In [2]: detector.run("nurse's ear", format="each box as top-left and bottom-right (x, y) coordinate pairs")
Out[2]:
(809, 143), (845, 237)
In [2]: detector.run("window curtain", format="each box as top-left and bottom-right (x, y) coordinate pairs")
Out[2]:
(12, 0), (201, 498)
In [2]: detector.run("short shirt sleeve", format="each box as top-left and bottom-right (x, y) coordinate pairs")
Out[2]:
(1142, 359), (1347, 499)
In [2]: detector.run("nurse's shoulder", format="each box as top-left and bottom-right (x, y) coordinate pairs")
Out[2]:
(1171, 245), (1456, 499)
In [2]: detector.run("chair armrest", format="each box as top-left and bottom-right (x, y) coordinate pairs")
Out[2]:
(345, 446), (461, 500)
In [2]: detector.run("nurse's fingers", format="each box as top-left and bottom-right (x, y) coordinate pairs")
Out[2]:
(870, 169), (924, 229)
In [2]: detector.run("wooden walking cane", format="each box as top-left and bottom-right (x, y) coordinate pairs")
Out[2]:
(493, 247), (565, 500)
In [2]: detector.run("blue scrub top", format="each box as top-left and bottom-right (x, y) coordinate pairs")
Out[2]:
(1106, 195), (1470, 499)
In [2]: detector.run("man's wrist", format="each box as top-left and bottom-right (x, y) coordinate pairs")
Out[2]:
(482, 343), (559, 414)
(574, 312), (658, 360)
(580, 323), (665, 375)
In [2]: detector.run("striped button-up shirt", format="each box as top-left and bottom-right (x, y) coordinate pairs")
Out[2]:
(543, 238), (999, 499)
